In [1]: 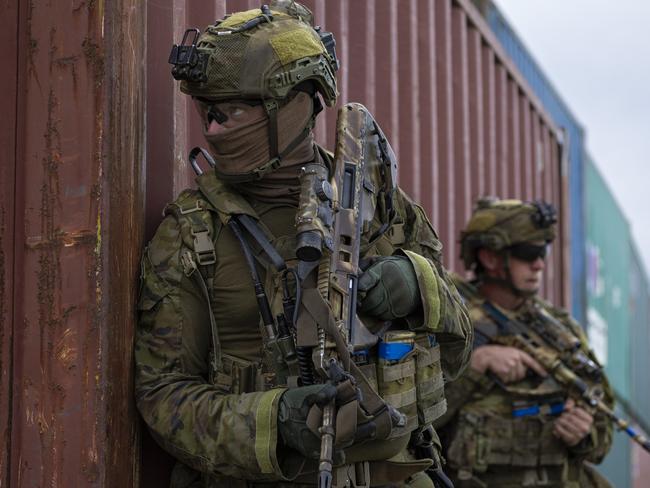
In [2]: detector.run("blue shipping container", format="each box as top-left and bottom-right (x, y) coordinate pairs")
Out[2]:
(480, 0), (587, 325)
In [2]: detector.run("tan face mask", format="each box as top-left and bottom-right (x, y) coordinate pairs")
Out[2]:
(203, 91), (316, 184)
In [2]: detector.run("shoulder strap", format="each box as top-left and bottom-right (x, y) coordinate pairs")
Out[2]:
(164, 189), (220, 281)
(164, 189), (223, 375)
(195, 170), (257, 224)
(180, 250), (222, 373)
(234, 214), (286, 272)
(194, 170), (286, 272)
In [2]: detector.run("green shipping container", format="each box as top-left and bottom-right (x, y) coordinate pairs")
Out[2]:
(628, 244), (650, 488)
(585, 157), (631, 487)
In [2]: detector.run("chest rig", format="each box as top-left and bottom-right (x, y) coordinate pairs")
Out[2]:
(164, 153), (448, 485)
(447, 280), (603, 482)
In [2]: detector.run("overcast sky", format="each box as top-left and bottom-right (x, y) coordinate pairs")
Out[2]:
(495, 0), (650, 274)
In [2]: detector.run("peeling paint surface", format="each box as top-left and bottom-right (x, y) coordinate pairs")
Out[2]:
(10, 0), (104, 484)
(5, 0), (144, 486)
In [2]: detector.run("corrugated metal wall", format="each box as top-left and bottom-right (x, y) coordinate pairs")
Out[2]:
(2, 0), (571, 486)
(2, 0), (144, 487)
(476, 0), (588, 325)
(0, 0), (19, 483)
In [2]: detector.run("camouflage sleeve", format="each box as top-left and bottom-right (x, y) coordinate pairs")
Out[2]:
(395, 190), (473, 380)
(134, 215), (286, 481)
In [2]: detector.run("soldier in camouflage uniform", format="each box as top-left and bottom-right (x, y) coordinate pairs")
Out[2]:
(434, 198), (614, 488)
(134, 2), (472, 487)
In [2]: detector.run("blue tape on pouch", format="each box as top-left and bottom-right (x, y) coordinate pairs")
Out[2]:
(512, 405), (540, 418)
(379, 342), (413, 361)
(513, 402), (565, 418)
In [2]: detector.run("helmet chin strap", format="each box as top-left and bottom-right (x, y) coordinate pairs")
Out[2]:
(252, 94), (319, 179)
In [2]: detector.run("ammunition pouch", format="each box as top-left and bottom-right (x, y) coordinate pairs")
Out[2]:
(377, 350), (419, 436)
(446, 410), (568, 474)
(414, 334), (447, 425)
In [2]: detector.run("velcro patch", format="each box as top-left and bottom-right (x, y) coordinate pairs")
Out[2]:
(270, 28), (323, 65)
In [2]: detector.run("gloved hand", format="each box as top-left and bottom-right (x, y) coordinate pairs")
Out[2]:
(277, 365), (406, 460)
(357, 255), (422, 321)
(277, 383), (335, 460)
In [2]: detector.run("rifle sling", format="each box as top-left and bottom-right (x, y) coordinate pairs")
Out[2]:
(481, 301), (513, 334)
(232, 214), (287, 272)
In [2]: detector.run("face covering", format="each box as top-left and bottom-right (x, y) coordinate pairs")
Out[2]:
(203, 92), (317, 205)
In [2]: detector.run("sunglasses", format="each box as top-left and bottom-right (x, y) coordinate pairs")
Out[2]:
(508, 243), (548, 262)
(193, 97), (262, 124)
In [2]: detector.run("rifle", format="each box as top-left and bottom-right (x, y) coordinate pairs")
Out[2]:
(294, 103), (404, 488)
(477, 301), (650, 453)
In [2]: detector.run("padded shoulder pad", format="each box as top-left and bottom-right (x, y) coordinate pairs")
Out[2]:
(195, 171), (257, 224)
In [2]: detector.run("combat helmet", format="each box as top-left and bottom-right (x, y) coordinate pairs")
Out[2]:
(170, 1), (337, 105)
(460, 197), (557, 271)
(168, 1), (338, 180)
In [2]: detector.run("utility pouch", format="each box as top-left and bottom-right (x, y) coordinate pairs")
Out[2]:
(508, 416), (566, 467)
(448, 411), (568, 472)
(414, 333), (447, 425)
(210, 354), (268, 395)
(376, 331), (418, 436)
(446, 411), (489, 474)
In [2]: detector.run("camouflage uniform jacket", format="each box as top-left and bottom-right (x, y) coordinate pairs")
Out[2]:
(134, 161), (472, 486)
(434, 276), (613, 488)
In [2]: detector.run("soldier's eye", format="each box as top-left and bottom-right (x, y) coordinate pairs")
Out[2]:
(229, 107), (246, 119)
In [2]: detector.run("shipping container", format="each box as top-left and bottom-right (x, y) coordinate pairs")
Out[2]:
(628, 243), (650, 488)
(473, 0), (588, 325)
(585, 157), (632, 487)
(3, 0), (570, 486)
(1, 1), (145, 487)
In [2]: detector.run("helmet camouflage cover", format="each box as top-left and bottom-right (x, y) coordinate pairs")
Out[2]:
(460, 198), (557, 270)
(171, 1), (338, 106)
